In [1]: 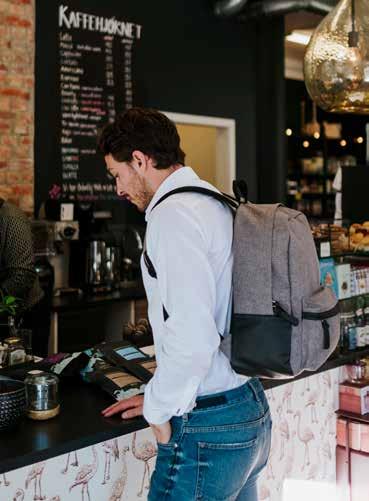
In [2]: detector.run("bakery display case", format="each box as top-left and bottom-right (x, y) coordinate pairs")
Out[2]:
(311, 221), (369, 257)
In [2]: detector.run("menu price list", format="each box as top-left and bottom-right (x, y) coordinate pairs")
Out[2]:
(58, 4), (142, 202)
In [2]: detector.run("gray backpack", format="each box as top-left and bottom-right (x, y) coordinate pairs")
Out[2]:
(144, 183), (340, 379)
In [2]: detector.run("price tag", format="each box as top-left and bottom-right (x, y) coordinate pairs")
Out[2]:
(60, 203), (74, 221)
(320, 241), (331, 258)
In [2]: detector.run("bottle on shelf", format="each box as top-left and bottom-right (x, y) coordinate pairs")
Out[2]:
(340, 312), (351, 354)
(355, 296), (366, 349)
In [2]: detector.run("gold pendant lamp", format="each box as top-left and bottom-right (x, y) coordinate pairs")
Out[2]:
(304, 0), (369, 114)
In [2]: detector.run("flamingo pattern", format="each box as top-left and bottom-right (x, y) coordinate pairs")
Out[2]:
(102, 439), (120, 484)
(61, 451), (79, 474)
(109, 445), (130, 501)
(69, 446), (98, 501)
(132, 431), (157, 497)
(13, 488), (24, 501)
(1, 368), (339, 501)
(258, 368), (339, 498)
(25, 462), (46, 500)
(1, 473), (10, 486)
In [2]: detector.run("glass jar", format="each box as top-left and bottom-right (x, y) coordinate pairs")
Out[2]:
(4, 336), (26, 366)
(0, 343), (7, 366)
(24, 371), (59, 420)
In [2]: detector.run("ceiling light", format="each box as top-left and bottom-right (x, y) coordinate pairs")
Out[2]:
(303, 141), (310, 148)
(340, 139), (347, 147)
(305, 0), (369, 114)
(286, 128), (293, 136)
(356, 136), (364, 143)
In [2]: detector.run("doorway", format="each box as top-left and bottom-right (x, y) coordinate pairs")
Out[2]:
(162, 111), (236, 194)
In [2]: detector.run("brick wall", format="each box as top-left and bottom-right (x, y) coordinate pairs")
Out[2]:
(0, 0), (34, 213)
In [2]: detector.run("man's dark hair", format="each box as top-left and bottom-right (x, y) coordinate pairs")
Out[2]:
(98, 107), (185, 169)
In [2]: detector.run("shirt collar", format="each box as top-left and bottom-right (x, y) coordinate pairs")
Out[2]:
(145, 166), (199, 221)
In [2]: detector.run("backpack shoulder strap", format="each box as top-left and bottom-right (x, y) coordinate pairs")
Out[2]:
(150, 186), (239, 212)
(144, 186), (238, 323)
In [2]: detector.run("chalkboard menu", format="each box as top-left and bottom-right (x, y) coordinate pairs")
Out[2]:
(35, 2), (142, 208)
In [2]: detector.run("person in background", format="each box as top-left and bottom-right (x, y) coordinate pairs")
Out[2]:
(99, 108), (271, 501)
(0, 199), (45, 354)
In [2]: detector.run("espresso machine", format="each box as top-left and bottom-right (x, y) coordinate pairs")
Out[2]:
(68, 207), (121, 294)
(85, 239), (121, 294)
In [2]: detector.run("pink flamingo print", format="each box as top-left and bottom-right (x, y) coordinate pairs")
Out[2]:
(275, 401), (283, 421)
(13, 489), (25, 501)
(322, 373), (332, 405)
(25, 462), (46, 501)
(102, 439), (120, 484)
(279, 419), (290, 459)
(322, 440), (332, 478)
(305, 389), (319, 424)
(300, 377), (311, 396)
(324, 408), (337, 437)
(283, 430), (296, 479)
(69, 446), (98, 501)
(1, 473), (10, 486)
(61, 451), (79, 474)
(132, 431), (157, 497)
(109, 445), (130, 501)
(294, 411), (314, 470)
(307, 446), (321, 481)
(283, 384), (293, 414)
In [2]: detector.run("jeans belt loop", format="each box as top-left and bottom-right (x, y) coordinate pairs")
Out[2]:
(248, 378), (262, 404)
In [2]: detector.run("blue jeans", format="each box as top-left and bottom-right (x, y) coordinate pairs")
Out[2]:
(148, 378), (272, 501)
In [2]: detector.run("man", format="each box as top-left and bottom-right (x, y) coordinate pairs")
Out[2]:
(0, 200), (44, 349)
(100, 108), (271, 500)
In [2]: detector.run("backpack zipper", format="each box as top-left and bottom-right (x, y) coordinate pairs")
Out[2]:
(302, 303), (340, 320)
(272, 301), (299, 326)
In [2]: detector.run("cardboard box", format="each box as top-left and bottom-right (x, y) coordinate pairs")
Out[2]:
(336, 418), (369, 453)
(339, 381), (369, 415)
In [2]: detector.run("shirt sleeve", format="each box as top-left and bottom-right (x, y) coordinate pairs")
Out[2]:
(0, 214), (38, 303)
(143, 202), (220, 425)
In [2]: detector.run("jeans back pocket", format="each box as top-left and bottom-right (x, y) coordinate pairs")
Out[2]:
(195, 437), (258, 501)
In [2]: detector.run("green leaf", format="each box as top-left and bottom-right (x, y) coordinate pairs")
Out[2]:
(5, 296), (16, 305)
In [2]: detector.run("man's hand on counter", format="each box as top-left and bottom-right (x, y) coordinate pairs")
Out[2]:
(101, 395), (172, 445)
(102, 394), (144, 419)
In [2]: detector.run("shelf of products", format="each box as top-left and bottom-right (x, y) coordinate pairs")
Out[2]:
(286, 131), (361, 219)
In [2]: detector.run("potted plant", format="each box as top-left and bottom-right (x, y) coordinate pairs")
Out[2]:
(0, 291), (22, 340)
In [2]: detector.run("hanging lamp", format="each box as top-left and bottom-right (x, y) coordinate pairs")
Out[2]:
(304, 0), (369, 113)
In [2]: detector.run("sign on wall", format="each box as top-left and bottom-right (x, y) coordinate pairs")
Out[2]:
(35, 1), (142, 208)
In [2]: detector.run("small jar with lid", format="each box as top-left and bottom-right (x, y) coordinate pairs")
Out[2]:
(4, 336), (26, 366)
(24, 371), (60, 420)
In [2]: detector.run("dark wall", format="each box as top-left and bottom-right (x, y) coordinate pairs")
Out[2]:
(36, 0), (287, 215)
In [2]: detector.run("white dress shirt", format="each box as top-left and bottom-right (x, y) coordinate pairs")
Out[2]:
(141, 166), (244, 425)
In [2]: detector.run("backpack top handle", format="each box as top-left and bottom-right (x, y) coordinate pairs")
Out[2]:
(233, 180), (248, 203)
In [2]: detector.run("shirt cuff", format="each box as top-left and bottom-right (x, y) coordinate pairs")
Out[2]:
(143, 376), (200, 425)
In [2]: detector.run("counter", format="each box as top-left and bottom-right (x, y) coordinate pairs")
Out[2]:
(0, 379), (145, 475)
(1, 346), (368, 476)
(49, 284), (146, 354)
(50, 283), (146, 313)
